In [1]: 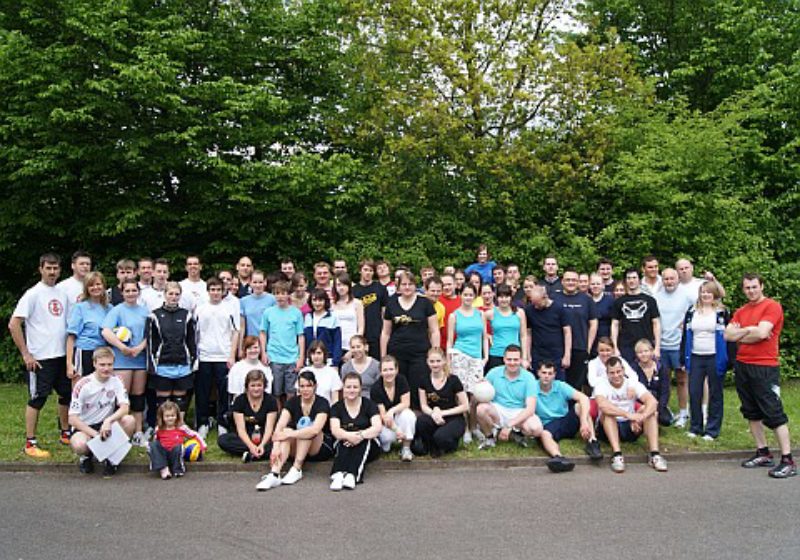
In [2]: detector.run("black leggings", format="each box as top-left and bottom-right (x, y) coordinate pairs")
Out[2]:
(218, 432), (272, 461)
(415, 414), (466, 455)
(392, 351), (428, 410)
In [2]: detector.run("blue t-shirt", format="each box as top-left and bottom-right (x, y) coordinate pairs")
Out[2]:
(524, 302), (568, 360)
(102, 303), (149, 370)
(655, 289), (694, 350)
(67, 301), (111, 350)
(453, 308), (483, 358)
(485, 366), (537, 409)
(490, 309), (521, 357)
(556, 292), (597, 351)
(533, 379), (575, 425)
(240, 293), (276, 337)
(465, 261), (497, 285)
(260, 305), (304, 364)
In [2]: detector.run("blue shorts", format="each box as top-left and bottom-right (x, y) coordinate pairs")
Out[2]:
(599, 420), (641, 443)
(542, 407), (579, 442)
(660, 349), (681, 371)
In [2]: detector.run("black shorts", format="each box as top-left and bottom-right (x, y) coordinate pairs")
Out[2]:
(73, 349), (97, 377)
(149, 374), (194, 393)
(543, 407), (580, 442)
(306, 433), (335, 463)
(28, 357), (70, 405)
(598, 419), (640, 443)
(734, 362), (789, 429)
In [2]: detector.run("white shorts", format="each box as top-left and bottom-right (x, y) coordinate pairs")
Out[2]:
(491, 403), (526, 428)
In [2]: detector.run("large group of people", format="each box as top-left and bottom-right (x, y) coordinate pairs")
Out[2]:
(7, 246), (796, 488)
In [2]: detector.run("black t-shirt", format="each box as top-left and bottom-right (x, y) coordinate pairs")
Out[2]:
(353, 281), (389, 342)
(420, 374), (464, 411)
(231, 393), (278, 435)
(556, 292), (597, 351)
(283, 394), (330, 430)
(370, 375), (410, 410)
(525, 302), (568, 359)
(384, 295), (436, 354)
(330, 398), (380, 432)
(612, 293), (660, 349)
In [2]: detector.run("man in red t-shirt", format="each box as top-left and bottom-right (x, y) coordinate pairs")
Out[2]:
(438, 273), (461, 345)
(725, 273), (794, 478)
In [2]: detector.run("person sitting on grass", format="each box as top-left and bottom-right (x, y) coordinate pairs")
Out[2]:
(594, 357), (668, 474)
(68, 347), (135, 477)
(476, 344), (541, 450)
(218, 370), (278, 462)
(533, 361), (603, 473)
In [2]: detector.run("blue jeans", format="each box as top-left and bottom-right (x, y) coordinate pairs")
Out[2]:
(689, 354), (723, 437)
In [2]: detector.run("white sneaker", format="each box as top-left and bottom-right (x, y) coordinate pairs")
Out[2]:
(673, 414), (688, 429)
(611, 455), (626, 473)
(218, 425), (228, 436)
(649, 454), (668, 472)
(702, 434), (716, 442)
(131, 432), (148, 448)
(282, 467), (303, 485)
(330, 472), (344, 491)
(343, 473), (356, 489)
(462, 430), (472, 444)
(400, 447), (413, 462)
(686, 431), (699, 438)
(197, 425), (210, 440)
(471, 429), (486, 443)
(143, 427), (154, 442)
(256, 472), (282, 491)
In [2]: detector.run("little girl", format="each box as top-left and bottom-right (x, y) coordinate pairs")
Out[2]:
(148, 401), (207, 480)
(298, 341), (342, 405)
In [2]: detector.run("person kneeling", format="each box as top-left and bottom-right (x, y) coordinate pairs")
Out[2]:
(68, 347), (135, 476)
(534, 361), (603, 473)
(257, 370), (334, 491)
(476, 345), (541, 449)
(595, 357), (668, 473)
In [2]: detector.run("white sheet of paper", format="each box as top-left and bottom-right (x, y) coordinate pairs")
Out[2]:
(86, 421), (129, 461)
(106, 441), (132, 466)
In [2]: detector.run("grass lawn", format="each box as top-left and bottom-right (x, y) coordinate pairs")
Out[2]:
(1, 380), (798, 464)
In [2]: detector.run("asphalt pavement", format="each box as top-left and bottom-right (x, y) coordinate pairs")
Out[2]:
(1, 459), (797, 560)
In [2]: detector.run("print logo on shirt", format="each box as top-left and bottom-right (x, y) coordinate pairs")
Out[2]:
(621, 301), (647, 320)
(362, 293), (377, 307)
(48, 299), (64, 316)
(427, 392), (440, 404)
(393, 314), (418, 325)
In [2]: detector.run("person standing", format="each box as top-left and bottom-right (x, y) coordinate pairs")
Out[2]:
(611, 268), (661, 367)
(9, 253), (71, 457)
(353, 260), (389, 360)
(539, 255), (562, 297)
(57, 250), (91, 317)
(558, 269), (597, 391)
(724, 274), (795, 478)
(525, 285), (571, 379)
(179, 255), (207, 312)
(236, 256), (254, 298)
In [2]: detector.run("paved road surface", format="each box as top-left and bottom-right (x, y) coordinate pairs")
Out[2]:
(1, 459), (797, 560)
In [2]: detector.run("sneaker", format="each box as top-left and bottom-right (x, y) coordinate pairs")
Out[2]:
(471, 429), (486, 443)
(174, 470), (185, 478)
(143, 427), (155, 442)
(60, 429), (72, 445)
(330, 472), (344, 491)
(701, 434), (716, 442)
(478, 437), (496, 450)
(256, 472), (283, 491)
(741, 452), (774, 468)
(546, 456), (575, 473)
(463, 430), (472, 444)
(649, 454), (668, 472)
(218, 425), (228, 436)
(131, 431), (148, 448)
(686, 431), (699, 439)
(282, 467), (303, 485)
(510, 428), (529, 448)
(24, 442), (50, 459)
(242, 451), (251, 463)
(197, 425), (210, 440)
(342, 473), (356, 490)
(160, 467), (172, 480)
(768, 461), (797, 479)
(673, 414), (688, 429)
(611, 455), (625, 473)
(103, 460), (118, 477)
(400, 447), (414, 462)
(584, 439), (603, 461)
(79, 454), (94, 474)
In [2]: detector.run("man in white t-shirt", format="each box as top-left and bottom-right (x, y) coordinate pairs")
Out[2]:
(8, 253), (71, 458)
(195, 277), (239, 438)
(69, 347), (135, 476)
(595, 357), (668, 473)
(675, 258), (725, 302)
(56, 250), (91, 318)
(179, 254), (208, 312)
(137, 257), (154, 293)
